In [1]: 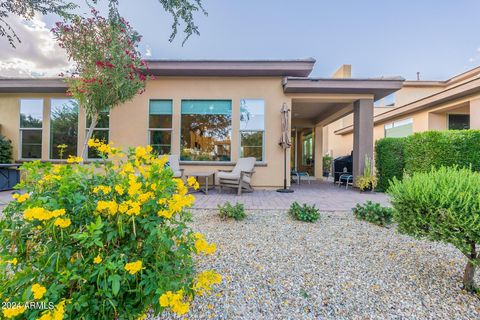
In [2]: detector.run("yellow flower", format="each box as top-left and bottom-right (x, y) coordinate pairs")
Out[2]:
(96, 200), (118, 216)
(66, 155), (83, 164)
(157, 209), (173, 219)
(159, 290), (190, 315)
(31, 283), (47, 299)
(114, 185), (125, 195)
(118, 202), (129, 214)
(137, 314), (147, 320)
(38, 300), (66, 320)
(93, 255), (102, 264)
(93, 185), (112, 195)
(2, 305), (26, 318)
(192, 270), (222, 296)
(13, 193), (29, 203)
(6, 258), (18, 265)
(187, 177), (200, 190)
(194, 233), (216, 255)
(124, 260), (143, 275)
(54, 218), (71, 228)
(24, 207), (66, 222)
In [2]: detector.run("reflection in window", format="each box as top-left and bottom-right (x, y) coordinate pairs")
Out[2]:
(149, 100), (172, 155)
(20, 99), (43, 159)
(302, 132), (314, 166)
(181, 100), (231, 161)
(50, 99), (78, 159)
(448, 114), (470, 130)
(384, 118), (413, 138)
(240, 99), (265, 161)
(86, 110), (110, 159)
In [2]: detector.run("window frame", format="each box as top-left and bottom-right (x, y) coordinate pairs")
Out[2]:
(180, 99), (233, 162)
(239, 99), (266, 162)
(384, 117), (413, 138)
(49, 98), (79, 160)
(85, 110), (110, 160)
(447, 113), (470, 130)
(148, 99), (173, 155)
(19, 98), (44, 160)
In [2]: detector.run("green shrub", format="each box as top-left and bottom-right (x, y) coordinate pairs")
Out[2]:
(352, 201), (393, 226)
(218, 202), (246, 221)
(0, 135), (12, 163)
(388, 166), (480, 293)
(0, 142), (221, 319)
(288, 202), (320, 222)
(375, 137), (405, 191)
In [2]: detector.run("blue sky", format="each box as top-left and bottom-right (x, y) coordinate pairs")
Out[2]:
(2, 0), (480, 80)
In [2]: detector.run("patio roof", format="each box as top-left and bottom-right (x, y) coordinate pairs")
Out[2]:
(283, 77), (404, 100)
(0, 78), (68, 93)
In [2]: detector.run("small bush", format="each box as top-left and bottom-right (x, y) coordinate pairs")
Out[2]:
(388, 166), (480, 293)
(375, 137), (405, 191)
(0, 135), (13, 163)
(288, 202), (320, 222)
(352, 201), (393, 226)
(218, 202), (246, 221)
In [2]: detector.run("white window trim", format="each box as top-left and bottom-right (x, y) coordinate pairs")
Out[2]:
(19, 98), (44, 160)
(49, 98), (79, 160)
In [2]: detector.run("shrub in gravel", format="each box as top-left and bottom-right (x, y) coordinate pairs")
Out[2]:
(352, 201), (393, 227)
(388, 166), (480, 293)
(218, 202), (247, 221)
(289, 202), (320, 222)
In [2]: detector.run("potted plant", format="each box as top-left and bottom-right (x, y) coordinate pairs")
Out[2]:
(356, 155), (377, 192)
(322, 155), (333, 177)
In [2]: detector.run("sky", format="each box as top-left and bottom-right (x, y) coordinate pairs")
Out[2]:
(1, 0), (480, 80)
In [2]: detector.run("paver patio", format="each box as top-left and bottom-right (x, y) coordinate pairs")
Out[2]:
(192, 180), (389, 211)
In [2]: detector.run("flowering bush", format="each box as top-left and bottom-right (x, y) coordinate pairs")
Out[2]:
(0, 140), (221, 319)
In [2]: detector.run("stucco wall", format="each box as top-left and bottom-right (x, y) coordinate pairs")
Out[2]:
(0, 77), (290, 187)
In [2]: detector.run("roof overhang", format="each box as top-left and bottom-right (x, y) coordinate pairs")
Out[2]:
(335, 77), (480, 135)
(0, 78), (67, 93)
(144, 59), (316, 77)
(283, 77), (404, 101)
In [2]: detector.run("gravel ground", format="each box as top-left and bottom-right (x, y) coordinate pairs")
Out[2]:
(154, 209), (480, 320)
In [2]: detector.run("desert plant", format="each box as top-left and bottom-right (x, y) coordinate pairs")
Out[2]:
(388, 166), (480, 293)
(356, 155), (377, 191)
(0, 135), (12, 163)
(322, 155), (333, 177)
(352, 201), (393, 227)
(0, 140), (221, 319)
(218, 202), (246, 221)
(288, 201), (320, 222)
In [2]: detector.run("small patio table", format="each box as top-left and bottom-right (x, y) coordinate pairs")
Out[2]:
(185, 171), (216, 195)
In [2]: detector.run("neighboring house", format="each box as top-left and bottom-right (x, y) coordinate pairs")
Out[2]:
(328, 66), (480, 159)
(0, 59), (405, 187)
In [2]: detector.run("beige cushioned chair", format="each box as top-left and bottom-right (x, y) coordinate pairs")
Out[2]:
(218, 157), (256, 195)
(168, 155), (184, 178)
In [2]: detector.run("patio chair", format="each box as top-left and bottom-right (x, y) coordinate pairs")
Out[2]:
(167, 155), (184, 178)
(336, 174), (353, 189)
(218, 157), (256, 195)
(291, 170), (311, 185)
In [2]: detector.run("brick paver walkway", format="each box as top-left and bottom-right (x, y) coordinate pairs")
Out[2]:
(0, 181), (390, 213)
(193, 180), (389, 211)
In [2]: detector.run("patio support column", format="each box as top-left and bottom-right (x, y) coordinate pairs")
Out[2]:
(314, 125), (323, 179)
(470, 98), (480, 129)
(352, 99), (374, 181)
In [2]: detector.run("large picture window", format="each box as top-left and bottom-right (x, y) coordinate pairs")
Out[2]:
(50, 99), (78, 159)
(385, 118), (413, 138)
(240, 99), (265, 161)
(448, 114), (470, 130)
(20, 99), (43, 159)
(181, 100), (232, 161)
(149, 100), (172, 155)
(86, 110), (110, 159)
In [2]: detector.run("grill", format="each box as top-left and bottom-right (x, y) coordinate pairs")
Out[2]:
(333, 155), (353, 182)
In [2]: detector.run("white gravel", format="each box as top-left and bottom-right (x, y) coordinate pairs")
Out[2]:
(154, 209), (480, 320)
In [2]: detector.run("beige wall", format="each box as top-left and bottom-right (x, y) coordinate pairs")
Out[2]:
(395, 86), (444, 107)
(0, 77), (290, 187)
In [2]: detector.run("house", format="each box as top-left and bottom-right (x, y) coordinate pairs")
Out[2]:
(325, 66), (480, 159)
(0, 59), (404, 187)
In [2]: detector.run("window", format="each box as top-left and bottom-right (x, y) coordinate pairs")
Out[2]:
(50, 99), (78, 159)
(240, 99), (265, 161)
(149, 100), (172, 154)
(448, 114), (470, 130)
(20, 99), (43, 159)
(385, 118), (413, 138)
(302, 131), (314, 166)
(86, 110), (110, 159)
(181, 100), (231, 161)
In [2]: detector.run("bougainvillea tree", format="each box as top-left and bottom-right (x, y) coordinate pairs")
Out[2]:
(51, 9), (152, 160)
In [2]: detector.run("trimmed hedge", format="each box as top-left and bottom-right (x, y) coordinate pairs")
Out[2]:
(375, 130), (480, 190)
(375, 138), (405, 191)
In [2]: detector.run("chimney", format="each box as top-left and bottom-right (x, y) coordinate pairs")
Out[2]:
(332, 65), (352, 78)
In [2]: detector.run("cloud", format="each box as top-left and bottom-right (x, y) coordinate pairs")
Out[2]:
(0, 15), (71, 77)
(145, 45), (152, 57)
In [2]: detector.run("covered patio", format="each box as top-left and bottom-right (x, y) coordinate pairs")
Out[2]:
(284, 76), (404, 180)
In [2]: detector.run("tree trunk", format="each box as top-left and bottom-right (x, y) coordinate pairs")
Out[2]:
(463, 242), (477, 293)
(80, 112), (99, 162)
